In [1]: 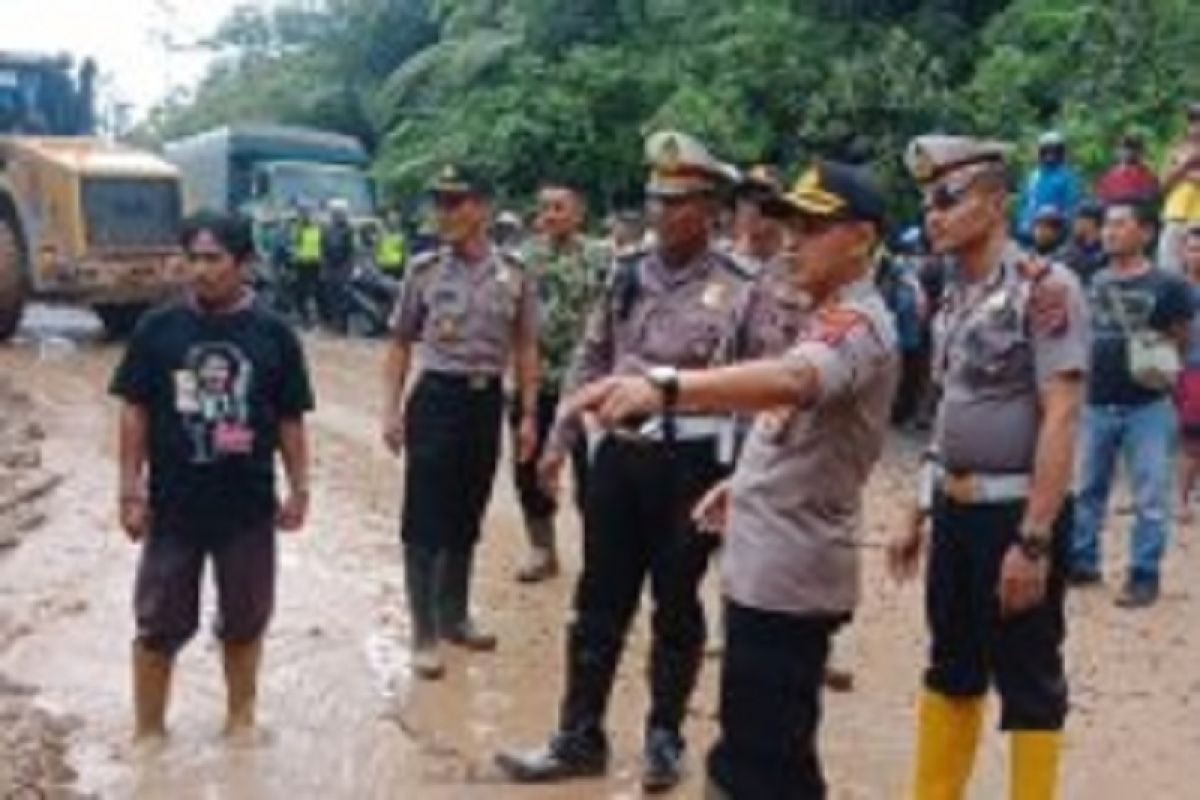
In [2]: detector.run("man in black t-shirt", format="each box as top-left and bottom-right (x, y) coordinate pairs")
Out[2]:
(1071, 200), (1192, 607)
(110, 211), (314, 749)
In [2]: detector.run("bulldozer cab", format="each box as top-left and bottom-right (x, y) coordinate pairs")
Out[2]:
(0, 52), (94, 136)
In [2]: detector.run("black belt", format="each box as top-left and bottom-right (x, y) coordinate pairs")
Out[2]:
(422, 370), (502, 391)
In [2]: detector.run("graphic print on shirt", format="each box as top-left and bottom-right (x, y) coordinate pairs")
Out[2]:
(1091, 284), (1156, 340)
(173, 342), (255, 464)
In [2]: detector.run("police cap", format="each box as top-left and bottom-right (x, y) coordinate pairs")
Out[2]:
(765, 159), (886, 228)
(428, 163), (492, 198)
(905, 135), (1012, 186)
(644, 131), (737, 198)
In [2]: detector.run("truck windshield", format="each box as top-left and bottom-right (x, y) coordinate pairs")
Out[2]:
(266, 162), (373, 217)
(0, 60), (91, 135)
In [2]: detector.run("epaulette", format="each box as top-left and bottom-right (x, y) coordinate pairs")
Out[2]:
(498, 247), (527, 270)
(710, 248), (754, 282)
(407, 250), (441, 274)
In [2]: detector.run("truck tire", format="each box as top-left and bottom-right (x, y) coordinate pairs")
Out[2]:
(0, 219), (28, 342)
(95, 304), (148, 340)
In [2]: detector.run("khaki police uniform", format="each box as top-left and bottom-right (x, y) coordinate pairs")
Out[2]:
(497, 132), (751, 786)
(905, 135), (1090, 800)
(706, 160), (898, 800)
(390, 166), (538, 649)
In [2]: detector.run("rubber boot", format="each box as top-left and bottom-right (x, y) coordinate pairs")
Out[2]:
(644, 641), (704, 792)
(494, 623), (618, 783)
(222, 638), (265, 744)
(1010, 731), (1062, 800)
(439, 549), (497, 651)
(910, 689), (985, 800)
(517, 516), (559, 583)
(132, 642), (173, 748)
(404, 545), (444, 680)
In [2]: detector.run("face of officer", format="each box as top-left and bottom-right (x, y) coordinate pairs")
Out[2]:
(647, 192), (713, 265)
(921, 169), (1008, 256)
(538, 187), (584, 242)
(187, 229), (245, 310)
(1102, 204), (1154, 260)
(781, 214), (877, 300)
(733, 197), (783, 261)
(434, 191), (489, 246)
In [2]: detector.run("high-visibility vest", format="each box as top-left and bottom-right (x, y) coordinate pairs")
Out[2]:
(376, 231), (406, 272)
(294, 224), (322, 265)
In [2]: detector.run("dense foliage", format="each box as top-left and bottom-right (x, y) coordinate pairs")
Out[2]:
(138, 0), (1200, 219)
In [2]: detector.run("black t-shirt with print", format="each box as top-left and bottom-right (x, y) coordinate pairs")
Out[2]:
(1087, 266), (1194, 406)
(110, 299), (315, 526)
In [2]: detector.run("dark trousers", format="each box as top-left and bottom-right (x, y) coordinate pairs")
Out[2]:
(507, 389), (589, 519)
(707, 601), (843, 800)
(401, 372), (504, 642)
(318, 271), (349, 331)
(134, 515), (276, 657)
(925, 496), (1071, 730)
(559, 435), (726, 740)
(293, 266), (320, 325)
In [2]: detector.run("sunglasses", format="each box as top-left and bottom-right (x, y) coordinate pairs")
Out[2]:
(922, 179), (977, 213)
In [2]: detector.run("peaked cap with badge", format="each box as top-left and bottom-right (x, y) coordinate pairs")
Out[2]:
(644, 130), (738, 198)
(765, 159), (886, 227)
(904, 135), (1012, 186)
(428, 163), (492, 197)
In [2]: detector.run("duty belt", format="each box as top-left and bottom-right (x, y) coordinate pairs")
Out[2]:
(936, 465), (1031, 505)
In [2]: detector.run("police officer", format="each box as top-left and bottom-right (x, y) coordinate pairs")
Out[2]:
(728, 164), (786, 277)
(495, 131), (751, 792)
(888, 136), (1089, 800)
(375, 209), (407, 276)
(381, 165), (539, 680)
(560, 160), (899, 799)
(509, 180), (608, 583)
(290, 206), (323, 327)
(321, 199), (357, 332)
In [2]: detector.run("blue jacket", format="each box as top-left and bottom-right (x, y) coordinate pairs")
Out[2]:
(1016, 163), (1082, 239)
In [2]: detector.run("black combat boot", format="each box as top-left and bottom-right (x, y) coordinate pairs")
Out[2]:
(642, 641), (704, 792)
(438, 549), (497, 651)
(495, 624), (620, 782)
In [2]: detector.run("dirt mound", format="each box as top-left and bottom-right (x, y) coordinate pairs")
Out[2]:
(0, 377), (59, 551)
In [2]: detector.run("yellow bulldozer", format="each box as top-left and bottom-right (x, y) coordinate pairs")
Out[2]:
(0, 52), (188, 340)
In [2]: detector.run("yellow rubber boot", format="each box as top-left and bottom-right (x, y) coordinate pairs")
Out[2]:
(1010, 731), (1062, 800)
(910, 689), (985, 800)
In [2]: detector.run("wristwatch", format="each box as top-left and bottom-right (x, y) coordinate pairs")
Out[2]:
(1017, 525), (1052, 562)
(645, 365), (681, 411)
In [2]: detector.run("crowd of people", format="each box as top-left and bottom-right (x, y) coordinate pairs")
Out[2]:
(104, 99), (1200, 800)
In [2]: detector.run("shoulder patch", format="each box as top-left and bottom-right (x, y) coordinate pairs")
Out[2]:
(812, 306), (870, 345)
(408, 250), (441, 274)
(710, 249), (753, 282)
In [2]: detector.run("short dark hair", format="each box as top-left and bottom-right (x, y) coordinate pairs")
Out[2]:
(180, 210), (255, 263)
(1105, 198), (1159, 232)
(1075, 200), (1105, 225)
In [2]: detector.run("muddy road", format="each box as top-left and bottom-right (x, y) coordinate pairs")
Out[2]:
(1, 305), (1198, 799)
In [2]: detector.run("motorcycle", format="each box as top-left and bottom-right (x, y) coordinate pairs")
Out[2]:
(343, 261), (400, 338)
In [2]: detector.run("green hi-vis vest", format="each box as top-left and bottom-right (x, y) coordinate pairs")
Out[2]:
(376, 231), (406, 272)
(294, 224), (322, 265)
